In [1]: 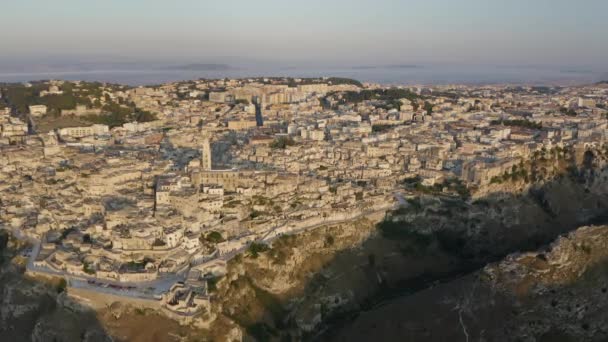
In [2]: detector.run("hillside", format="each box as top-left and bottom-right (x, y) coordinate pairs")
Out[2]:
(327, 224), (608, 342)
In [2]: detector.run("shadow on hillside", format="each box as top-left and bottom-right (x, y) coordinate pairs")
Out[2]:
(324, 254), (608, 342)
(307, 168), (608, 341)
(234, 163), (608, 341)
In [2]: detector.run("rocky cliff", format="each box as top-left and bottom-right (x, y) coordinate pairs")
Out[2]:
(317, 148), (608, 342)
(0, 238), (111, 342)
(327, 224), (608, 342)
(211, 216), (383, 341)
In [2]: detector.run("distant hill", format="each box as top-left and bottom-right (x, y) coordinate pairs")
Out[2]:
(351, 64), (421, 70)
(594, 81), (608, 89)
(385, 64), (422, 69)
(170, 63), (232, 71)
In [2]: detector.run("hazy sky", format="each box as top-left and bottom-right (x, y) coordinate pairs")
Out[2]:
(2, 0), (607, 68)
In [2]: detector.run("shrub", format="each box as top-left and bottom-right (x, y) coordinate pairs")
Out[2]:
(270, 136), (295, 149)
(248, 242), (269, 258)
(56, 278), (67, 293)
(324, 234), (335, 247)
(205, 231), (224, 243)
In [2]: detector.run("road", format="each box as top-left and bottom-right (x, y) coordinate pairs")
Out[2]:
(25, 238), (185, 299)
(21, 204), (394, 300)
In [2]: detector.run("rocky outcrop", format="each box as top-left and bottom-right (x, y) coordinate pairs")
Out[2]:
(485, 225), (608, 294)
(246, 217), (379, 295)
(0, 262), (111, 342)
(386, 164), (608, 261)
(212, 216), (383, 340)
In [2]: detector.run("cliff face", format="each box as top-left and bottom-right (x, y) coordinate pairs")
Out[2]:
(242, 216), (380, 295)
(0, 258), (111, 342)
(485, 225), (608, 294)
(328, 225), (608, 342)
(211, 216), (383, 340)
(0, 240), (226, 342)
(319, 153), (608, 342)
(387, 166), (608, 261)
(205, 154), (608, 341)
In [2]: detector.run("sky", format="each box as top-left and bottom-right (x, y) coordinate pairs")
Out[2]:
(1, 0), (607, 70)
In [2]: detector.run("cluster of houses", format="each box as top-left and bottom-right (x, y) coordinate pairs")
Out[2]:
(1, 77), (607, 321)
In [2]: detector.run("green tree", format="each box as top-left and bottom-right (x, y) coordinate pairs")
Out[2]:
(205, 231), (224, 243)
(270, 136), (295, 149)
(248, 242), (269, 258)
(423, 101), (434, 114)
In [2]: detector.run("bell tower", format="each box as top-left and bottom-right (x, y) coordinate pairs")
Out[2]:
(201, 132), (212, 171)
